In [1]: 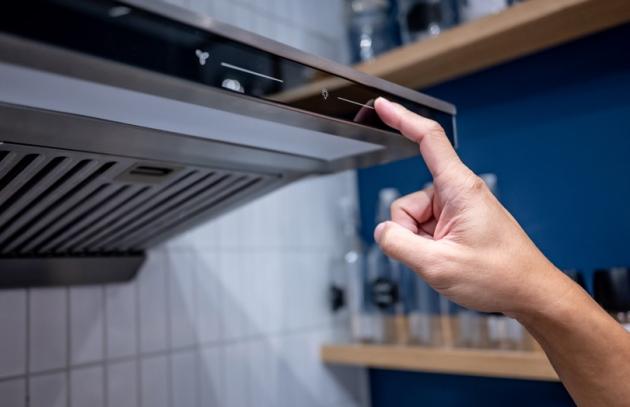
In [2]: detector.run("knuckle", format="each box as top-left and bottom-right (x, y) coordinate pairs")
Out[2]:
(468, 175), (487, 194)
(378, 224), (396, 253)
(426, 120), (445, 136)
(390, 199), (403, 214)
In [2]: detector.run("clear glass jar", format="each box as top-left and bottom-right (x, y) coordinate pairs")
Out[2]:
(346, 0), (401, 63)
(408, 277), (442, 346)
(397, 0), (457, 44)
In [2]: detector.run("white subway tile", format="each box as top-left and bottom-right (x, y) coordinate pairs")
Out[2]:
(196, 251), (222, 343)
(255, 14), (277, 40)
(69, 286), (104, 365)
(232, 4), (256, 32)
(275, 334), (312, 407)
(219, 252), (246, 341)
(189, 0), (214, 15)
(308, 330), (362, 406)
(141, 355), (169, 407)
(167, 251), (197, 349)
(248, 339), (277, 407)
(170, 350), (198, 407)
(239, 251), (261, 338)
(199, 346), (223, 406)
(223, 342), (250, 407)
(138, 250), (168, 353)
(0, 378), (25, 407)
(29, 288), (67, 373)
(105, 282), (137, 359)
(70, 365), (104, 407)
(107, 360), (138, 407)
(270, 20), (292, 45)
(261, 251), (285, 335)
(29, 372), (67, 407)
(213, 1), (236, 26)
(216, 209), (244, 250)
(281, 252), (331, 332)
(256, 191), (283, 249)
(0, 290), (26, 378)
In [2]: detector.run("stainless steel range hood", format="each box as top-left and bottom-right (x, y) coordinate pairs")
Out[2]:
(0, 0), (456, 287)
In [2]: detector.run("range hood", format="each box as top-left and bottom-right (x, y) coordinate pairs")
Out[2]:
(0, 0), (456, 287)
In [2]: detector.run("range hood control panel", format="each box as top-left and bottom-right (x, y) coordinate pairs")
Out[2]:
(1, 0), (456, 145)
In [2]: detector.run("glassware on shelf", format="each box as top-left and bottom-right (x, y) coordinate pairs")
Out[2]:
(367, 188), (403, 343)
(457, 0), (511, 23)
(456, 308), (487, 349)
(346, 0), (401, 63)
(408, 277), (442, 346)
(397, 0), (457, 44)
(336, 197), (377, 344)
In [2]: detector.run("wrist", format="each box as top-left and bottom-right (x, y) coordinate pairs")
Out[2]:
(509, 262), (578, 326)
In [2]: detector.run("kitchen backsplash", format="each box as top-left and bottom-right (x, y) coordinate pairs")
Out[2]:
(0, 0), (366, 406)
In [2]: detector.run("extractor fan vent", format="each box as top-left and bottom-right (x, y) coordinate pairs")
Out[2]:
(0, 144), (277, 257)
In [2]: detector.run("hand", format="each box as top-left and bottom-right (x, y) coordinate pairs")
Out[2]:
(373, 97), (576, 317)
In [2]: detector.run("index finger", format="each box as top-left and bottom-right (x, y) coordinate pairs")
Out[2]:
(375, 97), (462, 180)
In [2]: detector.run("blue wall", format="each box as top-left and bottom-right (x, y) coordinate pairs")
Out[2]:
(359, 23), (630, 406)
(369, 370), (574, 407)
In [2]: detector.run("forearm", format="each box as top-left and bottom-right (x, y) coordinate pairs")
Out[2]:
(516, 267), (630, 406)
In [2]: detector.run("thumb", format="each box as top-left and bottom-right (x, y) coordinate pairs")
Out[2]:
(374, 221), (438, 273)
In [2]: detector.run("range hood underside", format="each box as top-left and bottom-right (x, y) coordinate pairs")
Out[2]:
(0, 110), (293, 287)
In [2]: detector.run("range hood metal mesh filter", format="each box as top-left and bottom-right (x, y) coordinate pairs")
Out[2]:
(0, 143), (277, 257)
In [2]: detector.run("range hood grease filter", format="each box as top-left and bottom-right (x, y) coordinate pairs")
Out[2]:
(0, 0), (456, 287)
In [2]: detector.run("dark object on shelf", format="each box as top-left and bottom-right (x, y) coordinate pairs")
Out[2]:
(329, 284), (346, 312)
(397, 0), (456, 43)
(593, 268), (630, 312)
(372, 276), (400, 309)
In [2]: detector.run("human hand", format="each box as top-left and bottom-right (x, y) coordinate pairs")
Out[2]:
(373, 97), (575, 317)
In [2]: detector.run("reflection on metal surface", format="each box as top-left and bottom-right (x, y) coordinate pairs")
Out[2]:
(337, 96), (375, 110)
(220, 61), (284, 83)
(222, 78), (244, 93)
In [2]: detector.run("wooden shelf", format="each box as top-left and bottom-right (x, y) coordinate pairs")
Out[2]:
(277, 0), (630, 107)
(321, 344), (559, 382)
(356, 0), (630, 89)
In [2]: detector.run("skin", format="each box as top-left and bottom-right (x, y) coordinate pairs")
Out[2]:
(372, 97), (630, 407)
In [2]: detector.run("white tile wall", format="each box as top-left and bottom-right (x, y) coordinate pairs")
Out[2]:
(140, 355), (169, 407)
(0, 378), (25, 407)
(107, 360), (138, 407)
(29, 288), (67, 373)
(170, 350), (198, 407)
(0, 290), (26, 379)
(70, 365), (104, 407)
(29, 372), (67, 407)
(105, 284), (138, 360)
(0, 1), (366, 407)
(69, 287), (105, 365)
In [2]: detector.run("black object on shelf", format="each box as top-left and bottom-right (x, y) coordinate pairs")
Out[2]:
(593, 268), (630, 312)
(329, 284), (346, 312)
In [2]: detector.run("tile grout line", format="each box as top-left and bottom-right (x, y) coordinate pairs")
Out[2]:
(25, 289), (30, 407)
(102, 285), (108, 407)
(135, 275), (143, 407)
(165, 252), (174, 407)
(192, 252), (201, 407)
(65, 286), (71, 407)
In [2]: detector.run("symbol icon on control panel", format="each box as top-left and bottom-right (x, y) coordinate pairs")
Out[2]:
(195, 49), (210, 66)
(321, 88), (329, 100)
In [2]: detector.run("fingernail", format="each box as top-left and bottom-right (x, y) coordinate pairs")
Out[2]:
(374, 221), (387, 241)
(375, 97), (392, 109)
